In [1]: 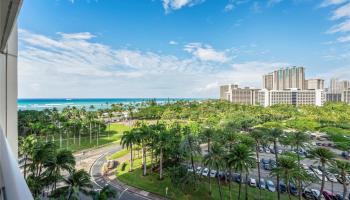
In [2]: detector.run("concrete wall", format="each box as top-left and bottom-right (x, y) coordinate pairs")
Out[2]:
(0, 24), (18, 158)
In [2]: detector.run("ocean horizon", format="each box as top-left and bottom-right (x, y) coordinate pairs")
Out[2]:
(18, 98), (203, 111)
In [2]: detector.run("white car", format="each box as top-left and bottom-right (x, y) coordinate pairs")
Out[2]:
(265, 148), (271, 154)
(210, 170), (217, 178)
(326, 173), (338, 183)
(187, 165), (194, 172)
(249, 178), (257, 187)
(302, 164), (309, 170)
(195, 167), (202, 175)
(202, 168), (209, 177)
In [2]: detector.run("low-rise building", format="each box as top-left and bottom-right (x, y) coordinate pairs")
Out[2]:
(257, 89), (325, 107)
(220, 84), (259, 105)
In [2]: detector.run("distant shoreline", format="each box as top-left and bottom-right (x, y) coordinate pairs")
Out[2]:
(18, 98), (205, 111)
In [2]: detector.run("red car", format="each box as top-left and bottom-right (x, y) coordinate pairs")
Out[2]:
(322, 190), (337, 200)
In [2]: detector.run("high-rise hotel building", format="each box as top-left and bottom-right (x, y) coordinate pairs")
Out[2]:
(220, 66), (326, 107)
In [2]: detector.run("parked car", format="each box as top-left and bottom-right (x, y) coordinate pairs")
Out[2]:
(279, 181), (287, 193)
(259, 179), (266, 189)
(266, 180), (275, 192)
(249, 178), (257, 187)
(259, 147), (264, 153)
(261, 158), (269, 165)
(232, 173), (241, 183)
(318, 165), (326, 172)
(263, 163), (271, 170)
(336, 175), (349, 185)
(322, 190), (336, 200)
(210, 170), (217, 178)
(303, 188), (319, 200)
(195, 166), (202, 175)
(187, 165), (194, 172)
(302, 164), (309, 170)
(269, 159), (277, 169)
(335, 194), (344, 200)
(289, 183), (298, 196)
(326, 172), (338, 183)
(202, 168), (209, 177)
(218, 171), (225, 180)
(265, 148), (271, 154)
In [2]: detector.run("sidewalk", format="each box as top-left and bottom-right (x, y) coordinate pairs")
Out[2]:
(104, 169), (168, 200)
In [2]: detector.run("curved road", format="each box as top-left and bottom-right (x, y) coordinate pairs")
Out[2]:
(75, 144), (150, 200)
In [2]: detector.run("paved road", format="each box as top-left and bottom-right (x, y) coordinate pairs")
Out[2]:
(76, 144), (149, 200)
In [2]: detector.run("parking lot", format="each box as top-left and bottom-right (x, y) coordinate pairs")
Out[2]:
(197, 134), (350, 198)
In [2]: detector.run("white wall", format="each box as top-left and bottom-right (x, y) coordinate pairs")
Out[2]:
(0, 24), (18, 158)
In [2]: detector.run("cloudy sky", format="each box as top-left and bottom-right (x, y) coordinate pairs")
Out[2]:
(18, 0), (350, 98)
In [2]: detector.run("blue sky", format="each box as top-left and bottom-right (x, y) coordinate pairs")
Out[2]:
(18, 0), (350, 98)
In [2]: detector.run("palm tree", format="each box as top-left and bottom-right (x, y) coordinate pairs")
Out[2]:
(137, 125), (151, 176)
(266, 128), (284, 200)
(46, 149), (76, 191)
(286, 131), (310, 200)
(86, 111), (95, 144)
(200, 126), (216, 195)
(19, 135), (37, 178)
(228, 144), (255, 200)
(329, 159), (350, 200)
(155, 123), (169, 180)
(107, 111), (113, 139)
(52, 169), (93, 200)
(271, 155), (298, 200)
(203, 143), (224, 200)
(310, 147), (336, 200)
(92, 185), (118, 200)
(250, 127), (266, 200)
(180, 126), (201, 188)
(120, 130), (137, 171)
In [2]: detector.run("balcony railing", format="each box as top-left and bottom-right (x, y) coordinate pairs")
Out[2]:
(0, 128), (33, 200)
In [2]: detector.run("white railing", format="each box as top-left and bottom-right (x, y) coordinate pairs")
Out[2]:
(0, 128), (33, 200)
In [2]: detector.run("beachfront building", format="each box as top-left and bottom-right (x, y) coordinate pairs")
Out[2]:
(220, 84), (259, 105)
(342, 90), (350, 104)
(257, 89), (325, 107)
(264, 66), (305, 90)
(0, 0), (33, 199)
(305, 79), (324, 90)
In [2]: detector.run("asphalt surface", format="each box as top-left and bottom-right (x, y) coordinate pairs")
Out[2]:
(84, 145), (150, 200)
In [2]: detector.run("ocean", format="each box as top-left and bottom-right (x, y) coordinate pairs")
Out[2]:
(18, 98), (199, 111)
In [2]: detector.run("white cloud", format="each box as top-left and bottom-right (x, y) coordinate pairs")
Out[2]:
(267, 0), (283, 7)
(330, 2), (350, 20)
(169, 40), (178, 45)
(58, 32), (96, 40)
(327, 19), (350, 33)
(337, 34), (350, 42)
(320, 0), (348, 7)
(224, 3), (234, 12)
(184, 43), (229, 63)
(162, 0), (205, 13)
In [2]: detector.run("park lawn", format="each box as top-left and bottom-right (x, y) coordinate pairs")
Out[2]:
(116, 159), (296, 200)
(37, 123), (132, 152)
(108, 148), (129, 160)
(321, 127), (350, 144)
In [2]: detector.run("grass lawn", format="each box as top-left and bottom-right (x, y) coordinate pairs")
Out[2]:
(116, 158), (296, 200)
(108, 148), (129, 160)
(37, 123), (132, 152)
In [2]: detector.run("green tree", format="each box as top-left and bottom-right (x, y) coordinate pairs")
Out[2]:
(266, 128), (284, 200)
(120, 129), (138, 171)
(203, 143), (225, 200)
(286, 131), (310, 200)
(228, 144), (255, 200)
(51, 169), (93, 200)
(329, 159), (350, 200)
(310, 147), (336, 200)
(271, 155), (298, 200)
